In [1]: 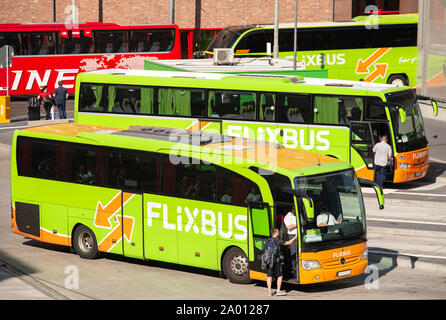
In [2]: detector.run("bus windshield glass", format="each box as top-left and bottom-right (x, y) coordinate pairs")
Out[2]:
(207, 27), (246, 52)
(294, 169), (365, 245)
(387, 90), (427, 153)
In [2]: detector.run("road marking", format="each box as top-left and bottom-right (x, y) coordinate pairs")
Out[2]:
(394, 191), (446, 197)
(369, 249), (446, 261)
(430, 157), (446, 164)
(368, 217), (446, 226)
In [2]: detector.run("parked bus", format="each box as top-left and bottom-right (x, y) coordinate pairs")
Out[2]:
(0, 22), (181, 96)
(74, 69), (437, 183)
(205, 14), (418, 87)
(11, 122), (383, 284)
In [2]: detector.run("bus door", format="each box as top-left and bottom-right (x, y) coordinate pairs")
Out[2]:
(370, 121), (394, 179)
(120, 191), (144, 259)
(248, 202), (272, 275)
(350, 121), (376, 179)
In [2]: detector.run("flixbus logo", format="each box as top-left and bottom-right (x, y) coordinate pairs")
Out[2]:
(227, 125), (330, 151)
(146, 202), (247, 240)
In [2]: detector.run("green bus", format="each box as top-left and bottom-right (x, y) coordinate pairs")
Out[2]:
(205, 14), (418, 87)
(74, 69), (436, 184)
(11, 123), (383, 284)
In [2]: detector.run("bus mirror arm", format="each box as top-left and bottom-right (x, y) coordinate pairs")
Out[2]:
(358, 178), (385, 210)
(416, 95), (439, 117)
(280, 187), (315, 220)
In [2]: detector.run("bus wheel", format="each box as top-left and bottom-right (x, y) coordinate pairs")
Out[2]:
(73, 225), (101, 259)
(387, 75), (408, 86)
(222, 247), (251, 284)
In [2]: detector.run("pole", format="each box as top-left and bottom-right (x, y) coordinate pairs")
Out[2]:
(273, 0), (279, 59)
(293, 0), (298, 70)
(52, 0), (56, 22)
(72, 0), (77, 23)
(169, 0), (175, 24)
(6, 46), (9, 97)
(98, 0), (103, 23)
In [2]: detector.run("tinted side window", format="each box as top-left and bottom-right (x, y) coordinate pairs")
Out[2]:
(208, 91), (256, 119)
(235, 30), (271, 53)
(69, 144), (105, 186)
(162, 156), (218, 201)
(107, 149), (160, 193)
(19, 32), (57, 55)
(58, 31), (93, 54)
(108, 85), (140, 114)
(17, 137), (67, 180)
(79, 83), (107, 112)
(366, 97), (387, 120)
(276, 94), (311, 123)
(218, 167), (262, 206)
(94, 30), (128, 53)
(314, 95), (364, 125)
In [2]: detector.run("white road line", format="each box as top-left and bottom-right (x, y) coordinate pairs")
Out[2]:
(369, 249), (446, 261)
(430, 157), (446, 164)
(367, 217), (446, 226)
(393, 191), (446, 197)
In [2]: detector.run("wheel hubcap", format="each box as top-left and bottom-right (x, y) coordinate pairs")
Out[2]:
(78, 231), (94, 253)
(231, 255), (248, 275)
(392, 78), (405, 86)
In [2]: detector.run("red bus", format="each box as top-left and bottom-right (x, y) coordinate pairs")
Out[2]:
(0, 22), (181, 96)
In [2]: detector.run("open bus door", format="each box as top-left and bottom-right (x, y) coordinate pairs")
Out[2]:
(247, 201), (272, 280)
(350, 121), (376, 181)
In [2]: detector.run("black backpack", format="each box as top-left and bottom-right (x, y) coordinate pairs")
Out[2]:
(261, 237), (283, 269)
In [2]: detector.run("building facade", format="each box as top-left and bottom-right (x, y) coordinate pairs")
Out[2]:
(1, 0), (419, 27)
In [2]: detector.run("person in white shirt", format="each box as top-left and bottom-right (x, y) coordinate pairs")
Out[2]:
(221, 188), (232, 203)
(283, 207), (298, 277)
(373, 135), (392, 188)
(245, 187), (261, 203)
(317, 205), (340, 227)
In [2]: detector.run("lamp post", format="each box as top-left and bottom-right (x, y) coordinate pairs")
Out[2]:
(293, 0), (298, 70)
(273, 0), (279, 59)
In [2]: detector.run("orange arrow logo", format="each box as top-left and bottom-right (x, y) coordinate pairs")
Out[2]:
(356, 47), (391, 74)
(94, 192), (134, 228)
(98, 215), (135, 253)
(94, 191), (135, 253)
(363, 63), (388, 82)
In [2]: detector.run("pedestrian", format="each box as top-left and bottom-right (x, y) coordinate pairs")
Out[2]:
(283, 206), (298, 278)
(262, 228), (297, 297)
(37, 86), (52, 120)
(52, 80), (69, 119)
(373, 135), (392, 189)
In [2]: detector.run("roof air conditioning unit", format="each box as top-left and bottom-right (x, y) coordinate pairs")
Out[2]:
(213, 48), (234, 65)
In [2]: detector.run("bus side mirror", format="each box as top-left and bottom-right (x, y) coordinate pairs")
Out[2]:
(302, 197), (314, 220)
(432, 100), (439, 117)
(358, 178), (384, 210)
(398, 108), (407, 124)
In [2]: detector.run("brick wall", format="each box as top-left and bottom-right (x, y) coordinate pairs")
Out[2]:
(0, 0), (334, 27)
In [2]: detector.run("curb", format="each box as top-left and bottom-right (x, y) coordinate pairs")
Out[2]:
(369, 250), (446, 274)
(363, 194), (445, 209)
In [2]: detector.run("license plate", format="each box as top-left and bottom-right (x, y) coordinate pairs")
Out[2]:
(337, 270), (351, 277)
(415, 172), (422, 177)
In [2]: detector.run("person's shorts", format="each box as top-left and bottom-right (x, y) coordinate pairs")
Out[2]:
(266, 263), (283, 278)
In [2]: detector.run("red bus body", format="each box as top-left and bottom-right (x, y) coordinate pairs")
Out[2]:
(0, 23), (181, 96)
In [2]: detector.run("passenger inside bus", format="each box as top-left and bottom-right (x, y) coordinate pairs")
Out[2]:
(316, 204), (340, 227)
(105, 42), (114, 53)
(71, 43), (82, 54)
(136, 41), (146, 52)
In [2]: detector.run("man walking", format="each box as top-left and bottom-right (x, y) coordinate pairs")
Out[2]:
(52, 81), (69, 119)
(373, 135), (392, 189)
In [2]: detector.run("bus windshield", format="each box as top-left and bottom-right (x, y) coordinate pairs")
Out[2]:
(207, 27), (247, 52)
(387, 90), (428, 153)
(294, 169), (365, 246)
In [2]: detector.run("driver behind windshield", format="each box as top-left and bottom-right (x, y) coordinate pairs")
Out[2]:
(316, 205), (340, 227)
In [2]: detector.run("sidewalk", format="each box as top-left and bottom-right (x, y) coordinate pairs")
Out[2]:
(0, 266), (49, 300)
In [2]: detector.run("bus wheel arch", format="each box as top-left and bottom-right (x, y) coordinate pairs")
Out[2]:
(221, 246), (251, 284)
(387, 74), (409, 86)
(71, 224), (101, 260)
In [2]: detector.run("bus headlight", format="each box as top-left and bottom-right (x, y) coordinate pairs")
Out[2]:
(398, 162), (410, 169)
(301, 260), (321, 271)
(361, 248), (368, 260)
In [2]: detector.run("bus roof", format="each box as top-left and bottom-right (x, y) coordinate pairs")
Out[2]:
(20, 123), (349, 177)
(81, 68), (404, 94)
(226, 14), (418, 31)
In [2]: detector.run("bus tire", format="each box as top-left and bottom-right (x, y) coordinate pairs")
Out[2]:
(387, 74), (408, 86)
(72, 225), (101, 259)
(222, 247), (251, 284)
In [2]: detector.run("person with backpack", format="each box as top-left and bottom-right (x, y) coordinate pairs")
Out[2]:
(263, 228), (297, 296)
